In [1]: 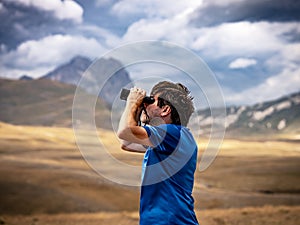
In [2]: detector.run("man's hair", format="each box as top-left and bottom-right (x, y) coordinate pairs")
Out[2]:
(151, 81), (195, 126)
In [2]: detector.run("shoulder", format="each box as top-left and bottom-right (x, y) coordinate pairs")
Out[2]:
(143, 124), (182, 136)
(143, 124), (188, 146)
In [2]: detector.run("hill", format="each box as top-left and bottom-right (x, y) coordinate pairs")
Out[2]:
(1, 76), (299, 136)
(192, 91), (300, 137)
(0, 78), (111, 129)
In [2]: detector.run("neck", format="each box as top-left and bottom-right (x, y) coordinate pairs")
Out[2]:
(149, 116), (172, 126)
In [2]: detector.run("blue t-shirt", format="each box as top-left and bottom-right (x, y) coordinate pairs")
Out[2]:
(140, 124), (199, 225)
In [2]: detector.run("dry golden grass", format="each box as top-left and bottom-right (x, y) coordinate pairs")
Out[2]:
(198, 137), (300, 157)
(1, 205), (300, 225)
(0, 122), (300, 224)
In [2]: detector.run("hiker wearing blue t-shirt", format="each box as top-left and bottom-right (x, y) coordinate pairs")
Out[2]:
(117, 81), (199, 225)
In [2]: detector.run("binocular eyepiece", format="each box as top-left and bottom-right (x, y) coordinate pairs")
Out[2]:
(120, 88), (155, 104)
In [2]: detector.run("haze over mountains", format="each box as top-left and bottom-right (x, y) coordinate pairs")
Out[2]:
(41, 56), (132, 108)
(0, 56), (299, 136)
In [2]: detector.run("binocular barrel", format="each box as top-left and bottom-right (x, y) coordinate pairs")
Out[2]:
(120, 88), (155, 104)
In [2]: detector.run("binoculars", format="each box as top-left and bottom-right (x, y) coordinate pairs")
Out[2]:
(120, 88), (155, 104)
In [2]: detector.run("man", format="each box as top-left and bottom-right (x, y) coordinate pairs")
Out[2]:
(117, 81), (199, 225)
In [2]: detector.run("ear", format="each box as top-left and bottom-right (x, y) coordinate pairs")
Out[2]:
(160, 105), (171, 117)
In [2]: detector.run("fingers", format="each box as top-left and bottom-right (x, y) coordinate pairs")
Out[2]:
(131, 86), (143, 92)
(127, 87), (146, 105)
(130, 86), (146, 95)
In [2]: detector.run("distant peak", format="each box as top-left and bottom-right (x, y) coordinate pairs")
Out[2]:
(19, 75), (33, 81)
(70, 56), (92, 64)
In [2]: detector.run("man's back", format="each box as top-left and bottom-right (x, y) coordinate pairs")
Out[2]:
(140, 124), (198, 225)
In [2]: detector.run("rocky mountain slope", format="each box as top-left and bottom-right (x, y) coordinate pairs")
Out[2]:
(42, 56), (91, 85)
(1, 55), (299, 136)
(192, 92), (300, 137)
(40, 56), (132, 108)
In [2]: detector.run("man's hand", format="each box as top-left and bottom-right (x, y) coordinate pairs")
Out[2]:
(127, 87), (146, 122)
(127, 87), (146, 105)
(117, 86), (153, 148)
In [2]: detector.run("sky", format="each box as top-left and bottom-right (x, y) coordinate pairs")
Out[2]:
(0, 0), (300, 106)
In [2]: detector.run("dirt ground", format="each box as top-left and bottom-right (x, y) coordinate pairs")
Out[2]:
(1, 206), (300, 225)
(0, 122), (300, 224)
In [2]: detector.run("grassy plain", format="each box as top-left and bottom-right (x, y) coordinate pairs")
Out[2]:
(0, 122), (299, 224)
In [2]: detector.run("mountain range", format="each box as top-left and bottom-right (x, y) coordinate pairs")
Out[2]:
(191, 91), (300, 137)
(40, 56), (132, 108)
(0, 55), (299, 136)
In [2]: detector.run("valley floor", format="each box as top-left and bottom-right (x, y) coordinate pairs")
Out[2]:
(0, 122), (300, 224)
(1, 206), (300, 225)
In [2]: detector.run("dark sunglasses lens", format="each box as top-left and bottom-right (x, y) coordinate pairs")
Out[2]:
(143, 96), (155, 104)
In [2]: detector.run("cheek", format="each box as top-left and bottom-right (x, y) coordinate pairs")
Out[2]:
(147, 105), (160, 117)
(152, 108), (162, 117)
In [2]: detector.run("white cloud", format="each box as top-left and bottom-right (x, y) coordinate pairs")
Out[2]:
(1, 0), (299, 107)
(117, 3), (201, 50)
(112, 0), (202, 18)
(123, 18), (183, 42)
(202, 0), (245, 7)
(229, 58), (257, 69)
(121, 6), (199, 46)
(122, 14), (297, 63)
(279, 43), (300, 67)
(0, 44), (6, 53)
(225, 66), (300, 105)
(192, 22), (283, 57)
(265, 41), (300, 72)
(78, 24), (122, 48)
(11, 0), (83, 23)
(95, 0), (111, 7)
(1, 34), (106, 78)
(119, 14), (300, 105)
(0, 66), (53, 79)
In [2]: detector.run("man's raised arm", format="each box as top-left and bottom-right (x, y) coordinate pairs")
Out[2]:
(117, 87), (153, 149)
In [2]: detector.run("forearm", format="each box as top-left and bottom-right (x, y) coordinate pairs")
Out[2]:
(120, 140), (147, 153)
(117, 101), (139, 137)
(117, 87), (152, 146)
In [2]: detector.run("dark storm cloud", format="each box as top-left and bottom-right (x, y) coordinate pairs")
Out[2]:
(281, 29), (300, 43)
(190, 0), (300, 27)
(0, 1), (77, 51)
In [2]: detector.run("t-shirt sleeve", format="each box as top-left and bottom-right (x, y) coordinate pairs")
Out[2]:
(143, 124), (180, 154)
